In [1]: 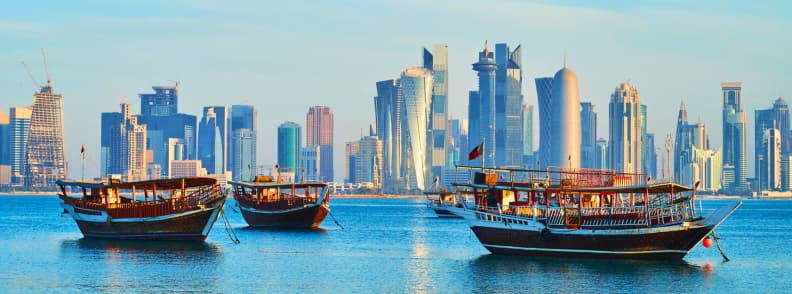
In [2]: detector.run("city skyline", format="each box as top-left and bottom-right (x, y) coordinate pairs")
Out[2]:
(0, 1), (790, 182)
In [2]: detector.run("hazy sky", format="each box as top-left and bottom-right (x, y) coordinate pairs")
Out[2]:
(1, 0), (790, 180)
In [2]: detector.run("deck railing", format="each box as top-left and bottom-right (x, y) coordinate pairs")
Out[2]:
(475, 201), (693, 229)
(61, 184), (222, 219)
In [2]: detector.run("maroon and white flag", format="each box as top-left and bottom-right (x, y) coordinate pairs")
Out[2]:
(468, 143), (484, 160)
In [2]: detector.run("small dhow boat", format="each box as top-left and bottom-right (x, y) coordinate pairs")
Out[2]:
(57, 177), (226, 241)
(453, 166), (741, 259)
(230, 176), (330, 229)
(424, 189), (472, 218)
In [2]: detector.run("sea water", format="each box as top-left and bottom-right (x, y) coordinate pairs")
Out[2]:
(0, 196), (789, 293)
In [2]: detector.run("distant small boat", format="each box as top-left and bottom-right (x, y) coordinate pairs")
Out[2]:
(57, 177), (226, 241)
(424, 190), (470, 218)
(230, 176), (329, 229)
(454, 166), (741, 260)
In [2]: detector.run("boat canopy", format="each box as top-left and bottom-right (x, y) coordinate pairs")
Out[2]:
(229, 181), (327, 189)
(56, 177), (217, 190)
(455, 181), (693, 194)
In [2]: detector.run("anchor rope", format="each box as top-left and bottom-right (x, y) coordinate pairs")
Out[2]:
(326, 205), (344, 230)
(220, 206), (240, 244)
(711, 230), (729, 261)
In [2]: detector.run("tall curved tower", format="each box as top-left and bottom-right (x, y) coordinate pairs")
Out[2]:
(548, 66), (581, 169)
(401, 67), (433, 190)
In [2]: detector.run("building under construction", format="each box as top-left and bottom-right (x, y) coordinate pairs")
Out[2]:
(24, 84), (67, 190)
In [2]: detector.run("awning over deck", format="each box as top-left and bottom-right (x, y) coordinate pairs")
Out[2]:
(228, 181), (328, 189)
(454, 181), (694, 194)
(57, 177), (218, 190)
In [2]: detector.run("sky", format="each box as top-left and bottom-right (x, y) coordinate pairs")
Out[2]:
(1, 0), (790, 181)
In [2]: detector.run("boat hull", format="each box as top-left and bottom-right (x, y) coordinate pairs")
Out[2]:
(471, 225), (711, 259)
(239, 203), (329, 229)
(432, 207), (463, 218)
(62, 198), (225, 241)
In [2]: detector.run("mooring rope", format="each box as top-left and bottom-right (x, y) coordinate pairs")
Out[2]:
(711, 231), (729, 261)
(220, 206), (240, 244)
(326, 205), (344, 230)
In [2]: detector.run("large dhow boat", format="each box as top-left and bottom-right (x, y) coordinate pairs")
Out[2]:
(57, 177), (226, 241)
(453, 166), (741, 259)
(230, 176), (330, 228)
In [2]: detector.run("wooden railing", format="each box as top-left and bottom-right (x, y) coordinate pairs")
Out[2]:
(61, 184), (222, 219)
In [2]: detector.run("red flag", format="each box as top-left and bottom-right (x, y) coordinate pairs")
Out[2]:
(468, 143), (484, 160)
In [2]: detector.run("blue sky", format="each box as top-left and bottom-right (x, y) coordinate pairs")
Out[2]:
(1, 0), (790, 180)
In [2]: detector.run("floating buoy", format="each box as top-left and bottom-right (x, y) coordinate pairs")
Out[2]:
(702, 236), (713, 248)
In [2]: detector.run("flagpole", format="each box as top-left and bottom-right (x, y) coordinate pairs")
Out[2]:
(81, 144), (85, 181)
(481, 139), (485, 172)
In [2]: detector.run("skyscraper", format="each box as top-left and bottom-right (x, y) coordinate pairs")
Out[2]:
(350, 135), (383, 185)
(535, 77), (553, 168)
(721, 82), (747, 193)
(595, 138), (608, 170)
(674, 101), (709, 186)
(198, 106), (228, 175)
(277, 121), (301, 177)
(548, 65), (581, 169)
(521, 104), (533, 165)
(230, 105), (256, 181)
(447, 118), (468, 167)
(755, 97), (790, 191)
(400, 67), (433, 191)
(25, 83), (67, 189)
(470, 43), (496, 168)
(137, 84), (197, 177)
(344, 141), (360, 183)
(422, 44), (449, 185)
(374, 79), (402, 192)
(580, 102), (597, 168)
(0, 110), (9, 166)
(100, 102), (147, 181)
(8, 107), (31, 186)
(494, 43), (523, 167)
(300, 145), (320, 182)
(306, 106), (334, 182)
(608, 82), (642, 174)
(640, 104), (656, 178)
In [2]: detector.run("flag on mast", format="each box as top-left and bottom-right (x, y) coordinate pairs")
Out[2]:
(468, 142), (484, 160)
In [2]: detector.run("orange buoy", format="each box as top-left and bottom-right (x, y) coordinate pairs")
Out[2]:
(702, 237), (713, 248)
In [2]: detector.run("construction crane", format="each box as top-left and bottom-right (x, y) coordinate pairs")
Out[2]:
(21, 61), (40, 89)
(41, 48), (52, 87)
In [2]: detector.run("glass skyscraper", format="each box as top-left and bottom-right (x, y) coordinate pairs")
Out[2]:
(470, 43), (496, 168)
(755, 97), (790, 191)
(494, 43), (523, 167)
(608, 82), (642, 174)
(198, 106), (228, 175)
(0, 110), (9, 166)
(534, 77), (553, 168)
(521, 104), (533, 166)
(422, 44), (448, 185)
(580, 102), (597, 169)
(721, 82), (747, 193)
(306, 106), (334, 182)
(277, 121), (302, 176)
(230, 105), (256, 181)
(400, 67), (432, 191)
(8, 107), (31, 186)
(374, 79), (403, 193)
(137, 85), (197, 178)
(100, 103), (148, 181)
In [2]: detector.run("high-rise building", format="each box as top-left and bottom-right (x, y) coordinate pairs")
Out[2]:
(0, 110), (9, 166)
(100, 103), (148, 181)
(8, 107), (32, 186)
(595, 138), (608, 170)
(469, 43), (496, 168)
(350, 136), (383, 186)
(300, 146), (320, 182)
(401, 67), (433, 191)
(422, 44), (449, 185)
(447, 118), (468, 167)
(755, 97), (790, 190)
(640, 104), (657, 179)
(25, 84), (67, 189)
(548, 65), (581, 169)
(230, 105), (256, 181)
(374, 79), (403, 192)
(494, 43), (523, 167)
(758, 128), (782, 191)
(306, 106), (334, 182)
(344, 141), (360, 183)
(580, 102), (597, 168)
(535, 77), (553, 168)
(522, 104), (534, 165)
(608, 82), (642, 174)
(721, 82), (747, 193)
(277, 121), (302, 177)
(170, 160), (205, 178)
(137, 85), (197, 177)
(198, 106), (228, 175)
(674, 101), (708, 182)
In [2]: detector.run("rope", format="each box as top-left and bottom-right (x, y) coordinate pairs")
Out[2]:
(711, 231), (729, 261)
(326, 205), (344, 230)
(220, 206), (240, 244)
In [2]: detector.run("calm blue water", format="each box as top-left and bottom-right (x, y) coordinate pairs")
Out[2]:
(0, 196), (789, 293)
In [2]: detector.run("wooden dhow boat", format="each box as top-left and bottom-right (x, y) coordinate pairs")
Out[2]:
(57, 177), (226, 241)
(454, 166), (741, 260)
(230, 176), (330, 229)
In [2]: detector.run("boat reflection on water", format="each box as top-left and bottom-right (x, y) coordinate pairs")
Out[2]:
(237, 226), (328, 234)
(468, 254), (704, 292)
(65, 238), (222, 253)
